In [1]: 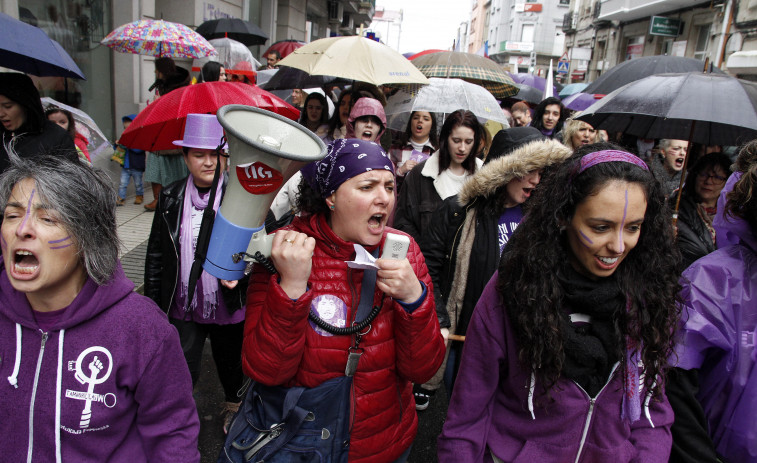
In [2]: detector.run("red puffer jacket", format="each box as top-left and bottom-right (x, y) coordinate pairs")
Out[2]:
(243, 213), (445, 462)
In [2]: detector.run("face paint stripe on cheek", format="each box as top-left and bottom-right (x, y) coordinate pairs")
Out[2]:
(579, 230), (593, 244)
(19, 188), (35, 231)
(50, 243), (74, 250)
(0, 234), (6, 250)
(48, 236), (71, 244)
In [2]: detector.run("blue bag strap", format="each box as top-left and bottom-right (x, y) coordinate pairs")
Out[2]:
(354, 247), (379, 323)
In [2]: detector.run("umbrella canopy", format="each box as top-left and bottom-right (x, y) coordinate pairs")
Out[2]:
(278, 36), (429, 86)
(385, 78), (508, 131)
(561, 92), (599, 112)
(582, 55), (724, 95)
(408, 49), (446, 60)
(259, 65), (351, 91)
(559, 82), (588, 98)
(263, 40), (306, 60)
(192, 37), (261, 80)
(576, 72), (757, 146)
(195, 18), (268, 46)
(0, 12), (85, 79)
(510, 84), (545, 104)
(509, 73), (558, 98)
(412, 51), (518, 99)
(119, 81), (299, 151)
(41, 97), (114, 159)
(101, 19), (215, 58)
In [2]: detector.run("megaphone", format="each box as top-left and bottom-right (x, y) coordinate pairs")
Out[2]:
(203, 104), (327, 280)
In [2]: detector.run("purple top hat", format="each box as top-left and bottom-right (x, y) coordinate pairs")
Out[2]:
(173, 113), (228, 150)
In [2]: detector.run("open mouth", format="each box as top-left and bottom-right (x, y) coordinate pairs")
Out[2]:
(596, 256), (619, 269)
(522, 187), (534, 198)
(368, 213), (385, 230)
(674, 157), (685, 169)
(14, 249), (39, 275)
(361, 130), (374, 140)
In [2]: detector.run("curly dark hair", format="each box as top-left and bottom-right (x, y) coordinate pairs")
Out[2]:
(531, 96), (569, 135)
(325, 90), (357, 140)
(437, 109), (485, 175)
(294, 174), (330, 217)
(726, 140), (757, 232)
(497, 142), (681, 398)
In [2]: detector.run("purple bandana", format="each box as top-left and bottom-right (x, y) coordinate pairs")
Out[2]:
(301, 138), (394, 198)
(578, 149), (649, 174)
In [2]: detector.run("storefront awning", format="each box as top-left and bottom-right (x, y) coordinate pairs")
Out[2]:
(726, 51), (757, 74)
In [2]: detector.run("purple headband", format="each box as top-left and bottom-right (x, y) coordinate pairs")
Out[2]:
(578, 150), (649, 174)
(301, 138), (395, 198)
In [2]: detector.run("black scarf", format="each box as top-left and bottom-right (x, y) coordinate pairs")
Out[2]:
(558, 266), (624, 397)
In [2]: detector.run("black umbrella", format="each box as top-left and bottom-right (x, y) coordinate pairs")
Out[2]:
(577, 71), (757, 226)
(510, 83), (546, 104)
(259, 65), (351, 91)
(576, 72), (757, 146)
(196, 18), (268, 46)
(583, 55), (724, 95)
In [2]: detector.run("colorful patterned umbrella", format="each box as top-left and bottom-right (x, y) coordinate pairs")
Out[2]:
(411, 51), (518, 99)
(101, 19), (215, 59)
(119, 81), (299, 151)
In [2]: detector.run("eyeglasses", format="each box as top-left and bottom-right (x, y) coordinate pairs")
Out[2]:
(697, 172), (727, 184)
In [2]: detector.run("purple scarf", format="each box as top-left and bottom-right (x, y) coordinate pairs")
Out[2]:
(178, 174), (224, 319)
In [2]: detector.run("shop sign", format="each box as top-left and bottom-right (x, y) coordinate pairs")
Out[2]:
(649, 16), (681, 37)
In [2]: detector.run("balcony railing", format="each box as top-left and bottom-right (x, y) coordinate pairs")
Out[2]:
(562, 12), (576, 33)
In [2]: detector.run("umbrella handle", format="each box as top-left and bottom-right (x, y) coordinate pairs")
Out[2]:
(448, 334), (466, 342)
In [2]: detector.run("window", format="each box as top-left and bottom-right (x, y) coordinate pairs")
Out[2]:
(559, 0), (570, 5)
(693, 24), (711, 60)
(521, 24), (535, 42)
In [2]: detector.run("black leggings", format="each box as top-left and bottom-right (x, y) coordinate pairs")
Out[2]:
(169, 318), (246, 403)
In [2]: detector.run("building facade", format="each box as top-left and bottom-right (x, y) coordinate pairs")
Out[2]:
(2, 0), (374, 141)
(562, 0), (737, 83)
(486, 0), (569, 76)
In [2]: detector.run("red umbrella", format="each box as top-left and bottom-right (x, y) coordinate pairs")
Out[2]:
(408, 49), (446, 60)
(263, 39), (306, 60)
(120, 81), (299, 151)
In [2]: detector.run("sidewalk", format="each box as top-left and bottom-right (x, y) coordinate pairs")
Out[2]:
(115, 183), (156, 294)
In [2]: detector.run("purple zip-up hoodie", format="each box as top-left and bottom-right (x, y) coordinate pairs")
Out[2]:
(438, 273), (674, 462)
(0, 259), (200, 462)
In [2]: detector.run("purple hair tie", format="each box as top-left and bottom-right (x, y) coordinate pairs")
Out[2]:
(578, 150), (649, 174)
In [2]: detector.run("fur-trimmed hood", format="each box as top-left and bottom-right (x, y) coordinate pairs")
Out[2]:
(458, 138), (572, 205)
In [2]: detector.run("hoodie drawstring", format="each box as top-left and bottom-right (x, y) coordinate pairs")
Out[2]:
(527, 371), (536, 420)
(7, 323), (21, 388)
(55, 330), (65, 463)
(643, 379), (656, 428)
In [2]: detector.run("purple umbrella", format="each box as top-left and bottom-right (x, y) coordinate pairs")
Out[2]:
(509, 73), (558, 97)
(562, 92), (600, 112)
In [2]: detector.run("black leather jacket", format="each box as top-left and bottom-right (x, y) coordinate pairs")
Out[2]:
(144, 177), (248, 315)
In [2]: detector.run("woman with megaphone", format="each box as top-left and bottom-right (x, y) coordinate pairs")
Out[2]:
(241, 138), (445, 462)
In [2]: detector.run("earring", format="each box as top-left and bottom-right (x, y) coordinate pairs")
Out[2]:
(559, 225), (566, 232)
(329, 204), (335, 210)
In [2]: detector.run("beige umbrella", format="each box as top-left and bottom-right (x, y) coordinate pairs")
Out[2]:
(277, 36), (429, 86)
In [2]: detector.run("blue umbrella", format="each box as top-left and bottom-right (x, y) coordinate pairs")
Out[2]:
(559, 83), (588, 98)
(562, 92), (599, 112)
(0, 12), (86, 79)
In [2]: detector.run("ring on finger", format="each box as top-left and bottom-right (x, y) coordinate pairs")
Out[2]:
(284, 238), (294, 244)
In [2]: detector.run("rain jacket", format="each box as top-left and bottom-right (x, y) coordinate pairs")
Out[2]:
(670, 172), (757, 463)
(0, 260), (200, 463)
(345, 97), (386, 140)
(243, 213), (445, 463)
(438, 274), (674, 463)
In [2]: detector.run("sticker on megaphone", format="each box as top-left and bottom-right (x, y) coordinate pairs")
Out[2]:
(236, 162), (284, 195)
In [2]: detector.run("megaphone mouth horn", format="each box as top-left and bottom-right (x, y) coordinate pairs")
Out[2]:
(217, 105), (324, 162)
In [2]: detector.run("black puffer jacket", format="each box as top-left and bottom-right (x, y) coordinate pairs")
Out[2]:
(673, 194), (716, 269)
(0, 73), (77, 172)
(144, 177), (248, 314)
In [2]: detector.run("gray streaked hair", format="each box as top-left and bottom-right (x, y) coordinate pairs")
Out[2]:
(658, 139), (673, 151)
(0, 155), (120, 285)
